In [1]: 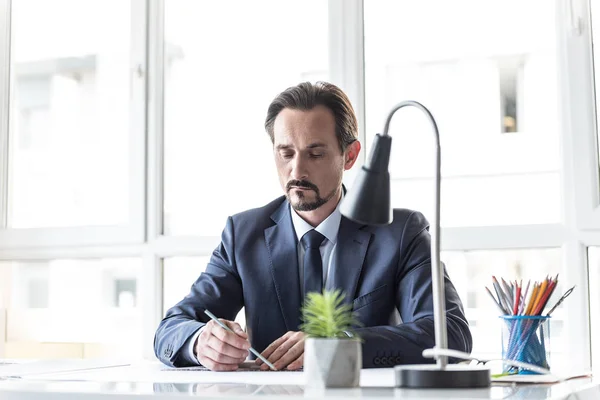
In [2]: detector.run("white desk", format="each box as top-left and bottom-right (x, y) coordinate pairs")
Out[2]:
(0, 360), (598, 399)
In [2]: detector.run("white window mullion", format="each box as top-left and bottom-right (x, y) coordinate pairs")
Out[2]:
(329, 0), (366, 180)
(562, 240), (592, 371)
(557, 0), (593, 372)
(146, 0), (164, 242)
(150, 235), (220, 258)
(559, 0), (600, 229)
(0, 226), (144, 249)
(143, 0), (165, 360)
(130, 0), (149, 244)
(441, 224), (567, 251)
(0, 0), (10, 230)
(0, 243), (145, 261)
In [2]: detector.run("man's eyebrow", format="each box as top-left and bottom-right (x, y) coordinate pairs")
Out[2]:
(275, 143), (327, 150)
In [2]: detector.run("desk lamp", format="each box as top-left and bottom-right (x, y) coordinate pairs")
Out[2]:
(340, 101), (490, 388)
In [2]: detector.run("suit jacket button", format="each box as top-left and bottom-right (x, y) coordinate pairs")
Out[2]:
(395, 356), (402, 364)
(374, 357), (381, 365)
(387, 356), (395, 365)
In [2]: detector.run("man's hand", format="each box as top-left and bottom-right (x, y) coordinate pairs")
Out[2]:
(194, 319), (250, 371)
(256, 331), (305, 371)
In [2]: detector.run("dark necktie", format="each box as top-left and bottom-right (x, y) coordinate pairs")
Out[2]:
(301, 229), (326, 299)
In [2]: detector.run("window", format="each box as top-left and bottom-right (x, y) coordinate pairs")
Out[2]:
(163, 257), (245, 328)
(442, 248), (565, 366)
(7, 0), (133, 228)
(0, 0), (595, 370)
(364, 0), (560, 227)
(0, 258), (142, 358)
(162, 257), (209, 315)
(163, 0), (329, 236)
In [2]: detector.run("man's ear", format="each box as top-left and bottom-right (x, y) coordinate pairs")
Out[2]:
(343, 140), (361, 171)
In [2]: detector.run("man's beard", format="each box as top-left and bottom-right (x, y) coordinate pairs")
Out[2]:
(286, 179), (337, 212)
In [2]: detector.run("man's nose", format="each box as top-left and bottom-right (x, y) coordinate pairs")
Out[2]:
(290, 155), (308, 180)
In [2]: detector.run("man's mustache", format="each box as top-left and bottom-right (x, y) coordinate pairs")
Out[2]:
(286, 180), (319, 192)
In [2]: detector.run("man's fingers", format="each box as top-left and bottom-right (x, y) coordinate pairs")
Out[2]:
(206, 333), (249, 359)
(265, 337), (296, 364)
(195, 320), (250, 371)
(210, 324), (250, 351)
(197, 354), (240, 372)
(257, 332), (292, 364)
(286, 353), (304, 371)
(202, 345), (247, 365)
(221, 320), (248, 339)
(259, 334), (304, 371)
(272, 340), (304, 370)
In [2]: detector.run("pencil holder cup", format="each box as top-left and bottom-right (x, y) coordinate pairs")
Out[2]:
(500, 315), (551, 375)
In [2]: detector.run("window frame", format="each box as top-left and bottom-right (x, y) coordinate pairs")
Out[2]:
(358, 0), (594, 372)
(0, 0), (10, 232)
(563, 0), (600, 230)
(0, 0), (147, 249)
(0, 0), (597, 370)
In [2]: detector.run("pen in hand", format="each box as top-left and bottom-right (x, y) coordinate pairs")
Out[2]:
(204, 310), (277, 371)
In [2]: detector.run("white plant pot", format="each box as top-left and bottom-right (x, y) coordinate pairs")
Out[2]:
(304, 338), (361, 388)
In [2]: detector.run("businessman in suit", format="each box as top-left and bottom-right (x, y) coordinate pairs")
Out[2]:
(154, 81), (472, 371)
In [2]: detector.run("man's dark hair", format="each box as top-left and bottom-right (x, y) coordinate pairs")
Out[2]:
(264, 81), (358, 153)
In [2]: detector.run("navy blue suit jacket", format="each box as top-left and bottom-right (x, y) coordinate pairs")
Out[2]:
(154, 196), (472, 368)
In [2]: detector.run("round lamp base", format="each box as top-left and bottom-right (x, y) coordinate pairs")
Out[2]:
(395, 364), (491, 388)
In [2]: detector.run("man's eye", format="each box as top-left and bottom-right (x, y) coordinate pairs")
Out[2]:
(310, 153), (324, 158)
(281, 153), (293, 159)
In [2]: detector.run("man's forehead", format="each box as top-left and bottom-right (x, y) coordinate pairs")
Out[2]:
(273, 106), (337, 146)
(273, 134), (333, 149)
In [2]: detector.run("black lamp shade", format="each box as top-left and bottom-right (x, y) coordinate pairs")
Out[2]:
(340, 134), (393, 226)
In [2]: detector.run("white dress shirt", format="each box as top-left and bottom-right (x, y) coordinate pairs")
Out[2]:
(187, 196), (343, 364)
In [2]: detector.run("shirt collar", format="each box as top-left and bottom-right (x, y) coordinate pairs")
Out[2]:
(290, 192), (343, 246)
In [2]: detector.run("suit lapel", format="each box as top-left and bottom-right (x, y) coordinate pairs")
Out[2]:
(327, 217), (372, 305)
(264, 201), (302, 331)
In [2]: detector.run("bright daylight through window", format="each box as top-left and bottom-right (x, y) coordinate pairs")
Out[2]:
(364, 1), (560, 227)
(0, 258), (142, 358)
(163, 0), (329, 236)
(8, 0), (132, 228)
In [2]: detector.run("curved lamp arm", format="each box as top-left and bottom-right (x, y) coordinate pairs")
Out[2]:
(344, 101), (489, 386)
(383, 101), (446, 369)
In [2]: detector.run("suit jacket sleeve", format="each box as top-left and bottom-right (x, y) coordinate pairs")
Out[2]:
(154, 217), (244, 367)
(354, 211), (472, 367)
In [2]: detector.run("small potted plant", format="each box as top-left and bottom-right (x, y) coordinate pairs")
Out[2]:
(301, 289), (361, 388)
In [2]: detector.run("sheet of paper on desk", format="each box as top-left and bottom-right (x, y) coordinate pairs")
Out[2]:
(0, 359), (130, 379)
(163, 361), (301, 372)
(26, 361), (396, 387)
(35, 362), (306, 385)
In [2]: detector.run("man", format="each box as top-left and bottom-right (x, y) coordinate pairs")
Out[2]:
(154, 82), (472, 371)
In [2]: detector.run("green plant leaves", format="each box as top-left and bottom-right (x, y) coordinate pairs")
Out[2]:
(300, 289), (360, 338)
